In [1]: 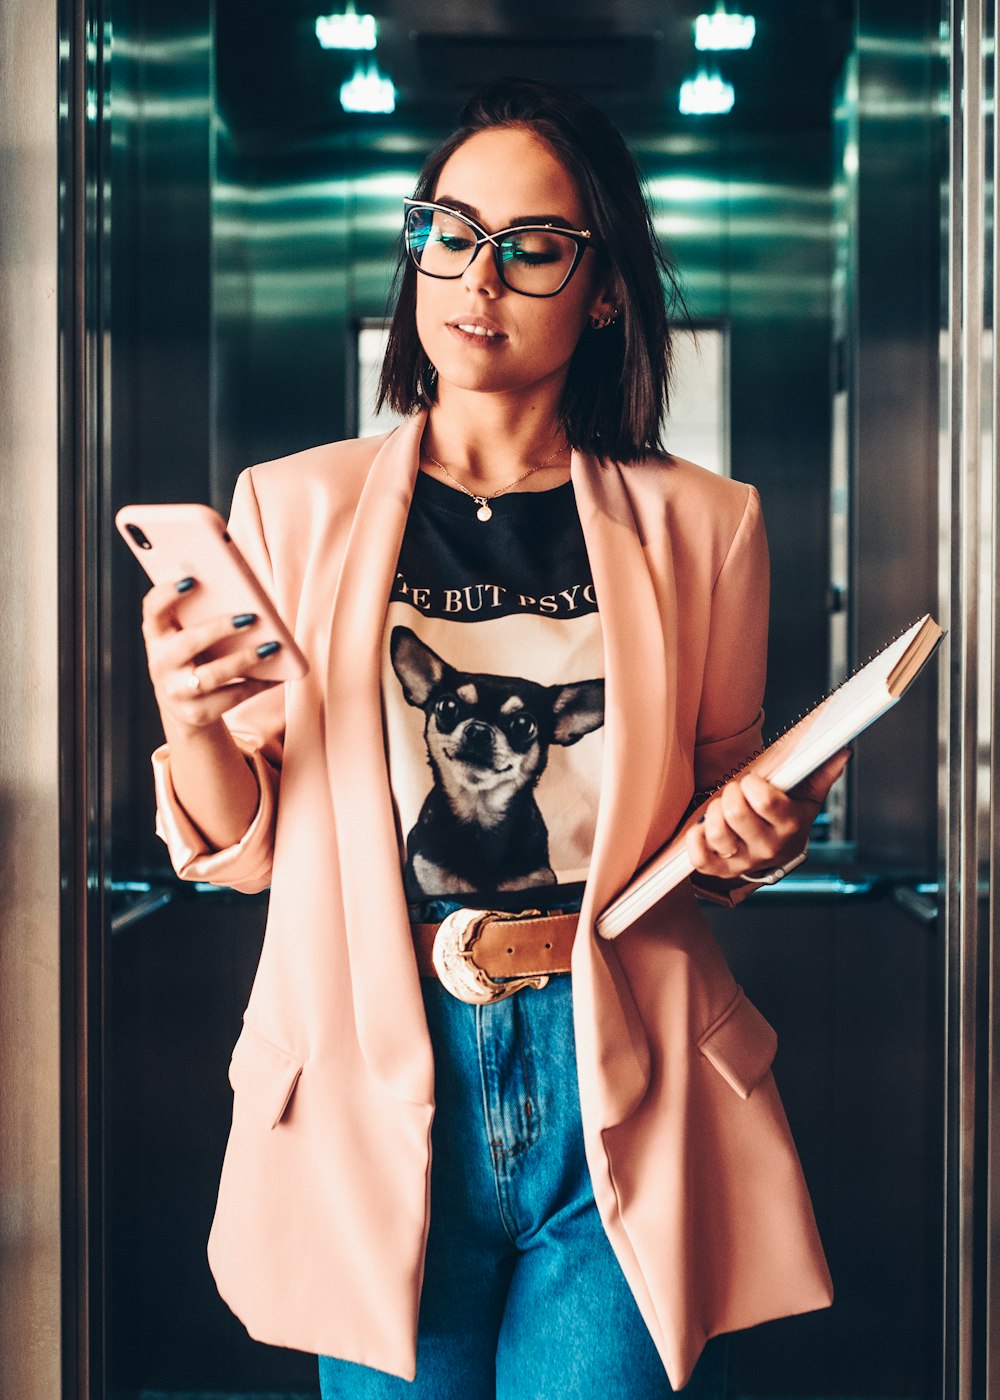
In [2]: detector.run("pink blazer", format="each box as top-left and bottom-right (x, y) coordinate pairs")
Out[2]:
(153, 412), (832, 1389)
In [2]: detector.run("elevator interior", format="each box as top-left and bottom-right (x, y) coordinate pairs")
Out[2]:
(96, 1), (945, 1395)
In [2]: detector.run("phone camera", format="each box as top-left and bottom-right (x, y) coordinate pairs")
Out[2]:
(126, 523), (153, 551)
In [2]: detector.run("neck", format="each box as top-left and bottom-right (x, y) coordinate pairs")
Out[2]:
(423, 384), (569, 488)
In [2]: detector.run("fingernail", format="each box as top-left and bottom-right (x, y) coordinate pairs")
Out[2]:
(176, 577), (195, 593)
(232, 612), (257, 629)
(256, 640), (281, 658)
(697, 816), (705, 824)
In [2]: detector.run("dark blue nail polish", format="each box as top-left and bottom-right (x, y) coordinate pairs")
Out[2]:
(256, 640), (281, 658)
(697, 815), (705, 824)
(232, 612), (257, 629)
(176, 576), (195, 593)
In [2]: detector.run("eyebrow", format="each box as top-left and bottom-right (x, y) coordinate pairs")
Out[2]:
(432, 196), (579, 230)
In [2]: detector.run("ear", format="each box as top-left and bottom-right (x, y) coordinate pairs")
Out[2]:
(586, 271), (620, 330)
(390, 625), (448, 707)
(549, 679), (606, 745)
(588, 289), (617, 324)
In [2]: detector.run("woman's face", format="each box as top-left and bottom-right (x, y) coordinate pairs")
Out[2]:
(415, 126), (612, 405)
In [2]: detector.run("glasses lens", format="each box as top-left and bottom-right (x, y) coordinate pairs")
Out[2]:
(497, 229), (578, 294)
(406, 206), (477, 278)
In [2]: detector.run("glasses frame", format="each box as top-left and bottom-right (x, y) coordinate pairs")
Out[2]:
(403, 198), (595, 298)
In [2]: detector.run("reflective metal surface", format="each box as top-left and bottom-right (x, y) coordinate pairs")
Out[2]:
(98, 2), (947, 1395)
(0, 1), (63, 1397)
(12, 0), (996, 1395)
(940, 3), (1000, 1396)
(852, 12), (942, 872)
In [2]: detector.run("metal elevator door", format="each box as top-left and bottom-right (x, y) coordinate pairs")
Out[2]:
(18, 0), (996, 1398)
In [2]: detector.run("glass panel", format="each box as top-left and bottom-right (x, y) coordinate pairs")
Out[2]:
(663, 324), (730, 476)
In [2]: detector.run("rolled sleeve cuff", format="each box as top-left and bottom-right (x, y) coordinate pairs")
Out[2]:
(693, 709), (764, 795)
(152, 741), (276, 893)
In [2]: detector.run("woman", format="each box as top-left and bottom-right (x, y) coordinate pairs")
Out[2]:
(144, 79), (847, 1398)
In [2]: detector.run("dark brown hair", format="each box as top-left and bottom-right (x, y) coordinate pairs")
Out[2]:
(376, 77), (688, 462)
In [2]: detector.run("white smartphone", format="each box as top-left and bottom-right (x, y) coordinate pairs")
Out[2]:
(115, 502), (309, 682)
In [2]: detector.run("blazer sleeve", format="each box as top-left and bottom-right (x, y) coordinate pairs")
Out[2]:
(694, 483), (769, 788)
(151, 467), (286, 895)
(690, 484), (770, 908)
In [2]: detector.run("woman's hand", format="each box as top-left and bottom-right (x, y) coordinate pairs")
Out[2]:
(685, 747), (852, 883)
(141, 577), (282, 734)
(140, 577), (284, 849)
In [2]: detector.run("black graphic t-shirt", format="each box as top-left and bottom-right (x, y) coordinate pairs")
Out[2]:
(381, 469), (605, 912)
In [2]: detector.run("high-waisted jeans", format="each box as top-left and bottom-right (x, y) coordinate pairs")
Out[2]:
(318, 973), (728, 1399)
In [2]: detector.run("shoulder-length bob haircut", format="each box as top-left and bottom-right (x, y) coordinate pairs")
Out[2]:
(376, 77), (688, 463)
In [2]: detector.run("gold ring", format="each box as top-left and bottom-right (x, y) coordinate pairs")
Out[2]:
(719, 847), (738, 859)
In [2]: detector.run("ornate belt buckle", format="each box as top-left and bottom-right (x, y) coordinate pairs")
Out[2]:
(432, 907), (550, 1005)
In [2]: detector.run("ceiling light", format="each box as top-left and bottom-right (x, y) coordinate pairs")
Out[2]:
(678, 72), (735, 116)
(316, 5), (377, 52)
(340, 63), (396, 114)
(694, 6), (756, 51)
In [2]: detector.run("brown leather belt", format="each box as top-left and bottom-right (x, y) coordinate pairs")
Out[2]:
(412, 908), (578, 1004)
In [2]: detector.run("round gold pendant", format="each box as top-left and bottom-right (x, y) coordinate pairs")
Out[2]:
(476, 503), (493, 522)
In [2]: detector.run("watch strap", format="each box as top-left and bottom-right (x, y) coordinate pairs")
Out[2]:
(738, 842), (809, 887)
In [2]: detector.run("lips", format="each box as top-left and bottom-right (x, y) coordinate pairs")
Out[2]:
(446, 316), (507, 342)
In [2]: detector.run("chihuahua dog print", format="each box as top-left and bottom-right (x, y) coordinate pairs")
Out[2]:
(389, 625), (605, 899)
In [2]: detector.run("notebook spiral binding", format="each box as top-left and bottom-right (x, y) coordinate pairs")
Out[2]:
(690, 613), (933, 806)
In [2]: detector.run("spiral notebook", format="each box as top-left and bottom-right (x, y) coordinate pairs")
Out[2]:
(596, 613), (944, 940)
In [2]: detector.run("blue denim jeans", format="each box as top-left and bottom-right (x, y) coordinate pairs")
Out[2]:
(318, 970), (729, 1398)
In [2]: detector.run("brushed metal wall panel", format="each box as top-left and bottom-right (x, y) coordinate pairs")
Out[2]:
(940, 3), (1000, 1395)
(0, 1), (62, 1397)
(852, 0), (943, 874)
(707, 895), (939, 1398)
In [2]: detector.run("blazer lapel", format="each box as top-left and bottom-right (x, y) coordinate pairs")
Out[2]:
(323, 412), (434, 1106)
(571, 454), (674, 916)
(570, 452), (675, 1126)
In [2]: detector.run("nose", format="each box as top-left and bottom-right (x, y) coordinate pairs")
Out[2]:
(461, 239), (503, 298)
(460, 721), (496, 762)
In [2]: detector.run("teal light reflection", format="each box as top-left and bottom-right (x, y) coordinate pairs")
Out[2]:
(679, 72), (735, 116)
(316, 6), (377, 51)
(694, 7), (756, 51)
(340, 63), (396, 113)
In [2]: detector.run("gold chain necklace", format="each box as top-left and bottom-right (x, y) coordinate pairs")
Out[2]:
(421, 440), (567, 522)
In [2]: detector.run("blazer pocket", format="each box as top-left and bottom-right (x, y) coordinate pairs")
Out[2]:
(696, 986), (777, 1100)
(228, 1023), (303, 1130)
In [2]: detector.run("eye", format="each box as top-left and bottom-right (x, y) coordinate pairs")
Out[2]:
(433, 695), (462, 732)
(434, 229), (475, 255)
(505, 712), (538, 749)
(501, 231), (568, 267)
(426, 214), (477, 256)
